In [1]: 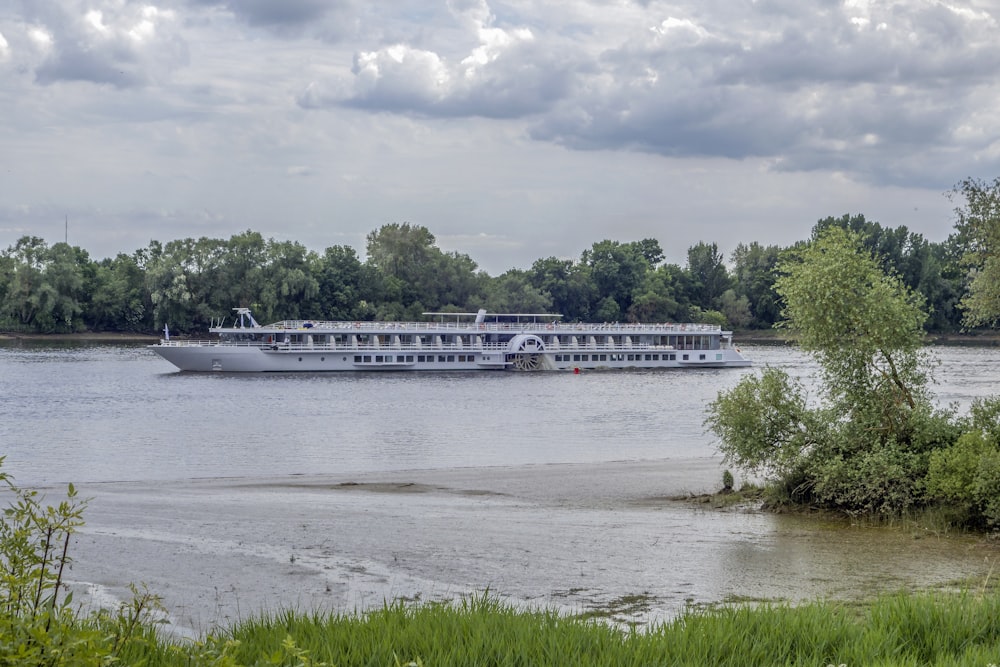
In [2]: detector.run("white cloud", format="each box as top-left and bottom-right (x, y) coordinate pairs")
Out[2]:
(302, 0), (574, 118)
(16, 2), (187, 88)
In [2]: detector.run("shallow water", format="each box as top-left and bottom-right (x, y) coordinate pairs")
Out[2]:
(0, 341), (997, 635)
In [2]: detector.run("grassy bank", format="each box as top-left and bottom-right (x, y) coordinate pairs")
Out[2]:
(74, 588), (1000, 666)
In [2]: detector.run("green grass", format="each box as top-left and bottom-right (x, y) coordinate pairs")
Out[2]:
(93, 588), (1000, 667)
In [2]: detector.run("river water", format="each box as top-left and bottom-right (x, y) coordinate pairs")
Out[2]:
(0, 341), (998, 635)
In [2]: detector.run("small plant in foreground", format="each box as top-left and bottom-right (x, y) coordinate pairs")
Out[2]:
(721, 469), (734, 492)
(0, 457), (162, 665)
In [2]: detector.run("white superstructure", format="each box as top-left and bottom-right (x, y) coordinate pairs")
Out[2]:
(150, 307), (751, 372)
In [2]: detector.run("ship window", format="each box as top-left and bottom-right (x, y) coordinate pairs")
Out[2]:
(682, 354), (689, 361)
(447, 355), (455, 362)
(438, 355), (446, 362)
(407, 355), (414, 362)
(652, 354), (659, 361)
(364, 355), (372, 362)
(573, 354), (581, 361)
(700, 354), (706, 360)
(397, 355), (405, 362)
(354, 355), (362, 363)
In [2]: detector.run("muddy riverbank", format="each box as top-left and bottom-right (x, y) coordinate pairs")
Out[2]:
(65, 459), (997, 639)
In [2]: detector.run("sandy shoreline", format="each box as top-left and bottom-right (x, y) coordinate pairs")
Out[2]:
(65, 458), (728, 636)
(64, 458), (996, 639)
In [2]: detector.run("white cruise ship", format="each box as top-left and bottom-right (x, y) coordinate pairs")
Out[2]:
(150, 308), (751, 372)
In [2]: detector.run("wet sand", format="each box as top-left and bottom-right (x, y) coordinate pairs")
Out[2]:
(66, 458), (997, 638)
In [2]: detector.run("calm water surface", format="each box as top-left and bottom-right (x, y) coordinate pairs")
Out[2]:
(1, 341), (997, 486)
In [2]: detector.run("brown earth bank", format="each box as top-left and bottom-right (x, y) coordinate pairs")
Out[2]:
(0, 331), (159, 342)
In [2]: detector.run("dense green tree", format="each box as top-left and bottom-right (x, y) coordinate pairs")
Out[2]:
(581, 240), (651, 318)
(427, 250), (487, 313)
(483, 270), (552, 314)
(144, 238), (209, 331)
(85, 253), (151, 332)
(717, 289), (752, 328)
(0, 238), (89, 332)
(1, 236), (49, 328)
(730, 242), (782, 328)
(258, 239), (319, 321)
(626, 265), (685, 323)
(777, 226), (930, 419)
(527, 257), (594, 321)
(950, 176), (1000, 327)
(365, 223), (483, 314)
(633, 238), (665, 267)
(814, 214), (962, 331)
(218, 231), (269, 311)
(685, 242), (732, 310)
(311, 245), (367, 320)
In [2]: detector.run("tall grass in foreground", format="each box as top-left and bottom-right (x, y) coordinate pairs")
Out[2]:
(108, 590), (1000, 666)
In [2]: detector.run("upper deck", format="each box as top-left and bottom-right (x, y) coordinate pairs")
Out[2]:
(215, 318), (725, 336)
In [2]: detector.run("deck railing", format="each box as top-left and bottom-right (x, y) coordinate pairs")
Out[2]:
(214, 320), (723, 335)
(153, 339), (725, 353)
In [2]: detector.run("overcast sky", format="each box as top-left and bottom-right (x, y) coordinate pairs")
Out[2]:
(2, 0), (998, 275)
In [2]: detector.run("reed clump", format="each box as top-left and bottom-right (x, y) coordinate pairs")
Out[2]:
(95, 588), (1000, 666)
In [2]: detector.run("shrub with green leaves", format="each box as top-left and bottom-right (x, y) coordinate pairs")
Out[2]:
(706, 227), (1000, 524)
(0, 458), (89, 663)
(0, 458), (165, 665)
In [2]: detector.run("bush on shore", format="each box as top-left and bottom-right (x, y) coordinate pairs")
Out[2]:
(707, 227), (1000, 529)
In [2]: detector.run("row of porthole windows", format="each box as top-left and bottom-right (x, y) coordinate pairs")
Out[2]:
(345, 354), (479, 363)
(553, 353), (683, 362)
(294, 352), (706, 364)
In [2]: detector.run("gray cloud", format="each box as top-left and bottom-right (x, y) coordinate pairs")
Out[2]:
(1, 0), (996, 272)
(522, 1), (1000, 187)
(186, 0), (359, 40)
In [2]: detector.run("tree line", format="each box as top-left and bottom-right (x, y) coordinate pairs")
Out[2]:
(2, 177), (998, 334)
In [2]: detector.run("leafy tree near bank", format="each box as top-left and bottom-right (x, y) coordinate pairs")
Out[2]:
(0, 237), (89, 332)
(814, 214), (965, 332)
(950, 176), (1000, 328)
(528, 256), (595, 321)
(707, 227), (975, 517)
(685, 241), (732, 311)
(729, 242), (782, 328)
